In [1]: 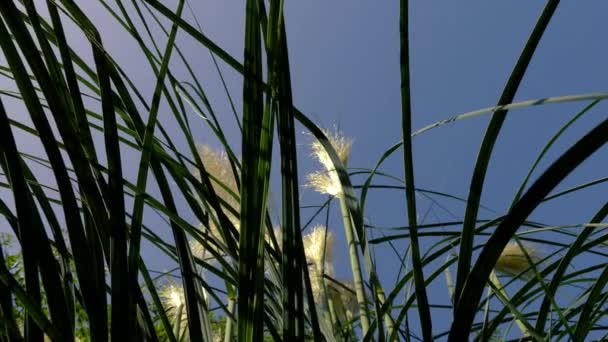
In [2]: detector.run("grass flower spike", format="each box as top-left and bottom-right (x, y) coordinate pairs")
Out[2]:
(189, 236), (207, 261)
(494, 241), (542, 278)
(307, 128), (352, 196)
(196, 146), (239, 206)
(303, 225), (335, 300)
(195, 145), (240, 225)
(327, 280), (358, 320)
(311, 128), (353, 169)
(193, 145), (241, 253)
(306, 171), (342, 196)
(308, 128), (371, 332)
(159, 283), (191, 339)
(160, 283), (185, 313)
(303, 225), (335, 267)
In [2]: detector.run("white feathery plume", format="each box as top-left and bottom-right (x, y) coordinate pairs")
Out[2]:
(307, 128), (352, 196)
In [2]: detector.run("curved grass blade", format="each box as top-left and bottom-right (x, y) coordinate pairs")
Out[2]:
(114, 1), (212, 340)
(0, 240), (22, 341)
(47, 2), (133, 338)
(413, 92), (607, 137)
(454, 0), (560, 307)
(107, 0), (242, 260)
(449, 115), (608, 341)
(0, 6), (109, 339)
(0, 101), (42, 342)
(0, 263), (63, 341)
(573, 268), (608, 341)
(142, 0), (243, 73)
(534, 201), (608, 335)
(512, 99), (600, 205)
(61, 0), (215, 339)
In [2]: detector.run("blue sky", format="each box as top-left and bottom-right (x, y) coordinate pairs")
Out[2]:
(2, 1), (608, 339)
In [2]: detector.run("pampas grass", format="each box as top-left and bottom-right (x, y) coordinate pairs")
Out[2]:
(494, 241), (542, 279)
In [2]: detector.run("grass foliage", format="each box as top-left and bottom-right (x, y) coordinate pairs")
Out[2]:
(0, 0), (607, 341)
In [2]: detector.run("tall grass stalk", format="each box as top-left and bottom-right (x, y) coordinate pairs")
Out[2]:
(338, 196), (371, 334)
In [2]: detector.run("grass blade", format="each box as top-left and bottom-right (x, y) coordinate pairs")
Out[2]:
(400, 1), (433, 340)
(238, 0), (272, 340)
(265, 0), (320, 339)
(454, 0), (560, 306)
(449, 116), (608, 341)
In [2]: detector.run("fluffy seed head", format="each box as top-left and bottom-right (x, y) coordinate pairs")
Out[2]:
(327, 280), (357, 318)
(307, 129), (352, 196)
(494, 242), (542, 278)
(194, 145), (242, 257)
(306, 170), (342, 196)
(302, 225), (335, 302)
(311, 128), (352, 171)
(189, 222), (228, 262)
(303, 225), (335, 268)
(195, 145), (240, 221)
(160, 283), (185, 311)
(189, 237), (207, 261)
(159, 283), (189, 337)
(309, 262), (335, 300)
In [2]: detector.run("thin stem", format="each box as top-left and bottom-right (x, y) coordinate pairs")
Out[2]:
(489, 272), (529, 337)
(338, 195), (370, 335)
(223, 285), (236, 342)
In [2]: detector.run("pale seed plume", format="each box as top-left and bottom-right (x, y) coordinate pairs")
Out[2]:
(303, 225), (335, 301)
(494, 241), (542, 278)
(327, 280), (357, 320)
(195, 145), (240, 224)
(307, 128), (352, 196)
(303, 225), (335, 268)
(189, 237), (207, 261)
(311, 128), (353, 170)
(160, 283), (185, 311)
(159, 283), (191, 339)
(193, 145), (241, 258)
(306, 170), (342, 196)
(309, 262), (335, 300)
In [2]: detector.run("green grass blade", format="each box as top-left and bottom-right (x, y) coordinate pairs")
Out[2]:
(400, 1), (433, 340)
(46, 2), (99, 165)
(142, 0), (243, 73)
(0, 262), (62, 341)
(573, 265), (608, 340)
(449, 116), (608, 341)
(0, 6), (109, 339)
(512, 100), (600, 205)
(0, 102), (42, 342)
(534, 201), (608, 334)
(118, 1), (207, 340)
(412, 92), (607, 137)
(238, 1), (272, 339)
(0, 239), (22, 341)
(89, 26), (130, 342)
(454, 0), (560, 306)
(0, 95), (79, 341)
(265, 0), (317, 339)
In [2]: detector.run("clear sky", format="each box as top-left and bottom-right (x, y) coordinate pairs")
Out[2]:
(3, 1), (608, 339)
